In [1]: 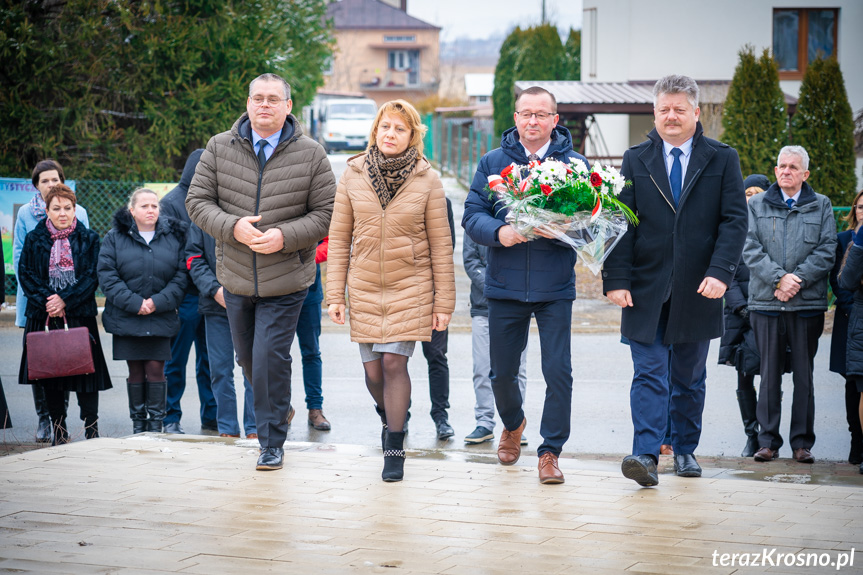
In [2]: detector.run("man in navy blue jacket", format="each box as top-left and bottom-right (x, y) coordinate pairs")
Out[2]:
(462, 86), (588, 484)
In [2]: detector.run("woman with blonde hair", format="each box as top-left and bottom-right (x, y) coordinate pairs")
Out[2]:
(326, 99), (455, 482)
(98, 188), (188, 433)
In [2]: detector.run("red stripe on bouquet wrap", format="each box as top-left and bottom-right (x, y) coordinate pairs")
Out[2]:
(590, 196), (602, 222)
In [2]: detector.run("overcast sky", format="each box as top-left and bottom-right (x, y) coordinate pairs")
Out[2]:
(406, 0), (584, 41)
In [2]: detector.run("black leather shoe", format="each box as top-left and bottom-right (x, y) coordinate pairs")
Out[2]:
(621, 454), (658, 486)
(256, 447), (284, 471)
(673, 453), (702, 477)
(436, 420), (454, 440)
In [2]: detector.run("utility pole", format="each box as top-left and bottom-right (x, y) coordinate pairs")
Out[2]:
(541, 0), (546, 24)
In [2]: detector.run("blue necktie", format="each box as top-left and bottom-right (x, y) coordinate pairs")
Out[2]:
(786, 198), (795, 209)
(257, 141), (268, 168)
(670, 148), (683, 205)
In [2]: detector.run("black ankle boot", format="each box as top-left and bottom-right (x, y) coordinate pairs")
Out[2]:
(51, 417), (69, 446)
(382, 430), (406, 482)
(127, 380), (147, 433)
(850, 435), (863, 466)
(85, 419), (99, 439)
(146, 381), (167, 433)
(736, 387), (759, 457)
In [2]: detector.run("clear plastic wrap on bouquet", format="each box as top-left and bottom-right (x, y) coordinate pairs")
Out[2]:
(504, 205), (630, 275)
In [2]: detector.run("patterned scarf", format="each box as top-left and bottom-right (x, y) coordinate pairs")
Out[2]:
(46, 218), (77, 291)
(29, 192), (47, 221)
(365, 144), (419, 209)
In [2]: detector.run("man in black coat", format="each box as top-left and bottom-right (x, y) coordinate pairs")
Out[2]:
(602, 75), (747, 487)
(159, 149), (217, 434)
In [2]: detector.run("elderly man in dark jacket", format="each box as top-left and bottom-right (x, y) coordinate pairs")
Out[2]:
(159, 149), (216, 434)
(186, 73), (335, 472)
(743, 145), (836, 464)
(462, 86), (589, 484)
(603, 75), (748, 487)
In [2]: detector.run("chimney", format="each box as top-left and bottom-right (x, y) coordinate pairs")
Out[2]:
(400, 0), (407, 10)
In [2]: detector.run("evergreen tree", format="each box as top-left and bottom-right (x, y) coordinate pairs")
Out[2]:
(0, 0), (332, 180)
(721, 45), (788, 178)
(513, 24), (566, 83)
(791, 56), (856, 206)
(492, 27), (523, 137)
(562, 28), (581, 81)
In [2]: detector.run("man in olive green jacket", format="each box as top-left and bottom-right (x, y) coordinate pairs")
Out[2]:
(187, 73), (335, 471)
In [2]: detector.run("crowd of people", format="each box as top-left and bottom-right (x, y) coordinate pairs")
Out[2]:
(2, 72), (861, 486)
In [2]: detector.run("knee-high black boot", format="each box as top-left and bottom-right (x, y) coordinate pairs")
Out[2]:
(736, 377), (759, 457)
(845, 379), (863, 465)
(127, 380), (148, 433)
(32, 383), (51, 443)
(146, 381), (167, 433)
(382, 430), (406, 482)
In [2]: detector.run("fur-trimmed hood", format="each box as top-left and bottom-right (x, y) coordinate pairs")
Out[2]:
(111, 206), (188, 241)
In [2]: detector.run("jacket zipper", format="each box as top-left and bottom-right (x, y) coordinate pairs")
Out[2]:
(380, 209), (387, 336)
(649, 175), (676, 213)
(253, 143), (263, 297)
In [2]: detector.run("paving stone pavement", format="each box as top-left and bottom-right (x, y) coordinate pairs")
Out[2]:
(0, 435), (862, 574)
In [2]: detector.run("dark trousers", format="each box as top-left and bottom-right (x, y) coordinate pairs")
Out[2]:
(296, 295), (323, 410)
(421, 328), (450, 423)
(751, 312), (822, 451)
(165, 294), (216, 426)
(45, 388), (98, 429)
(628, 305), (710, 457)
(224, 288), (307, 449)
(488, 298), (573, 456)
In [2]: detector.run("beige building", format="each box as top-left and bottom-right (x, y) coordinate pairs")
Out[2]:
(324, 0), (440, 107)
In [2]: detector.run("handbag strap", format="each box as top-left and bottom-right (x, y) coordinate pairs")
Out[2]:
(44, 315), (69, 332)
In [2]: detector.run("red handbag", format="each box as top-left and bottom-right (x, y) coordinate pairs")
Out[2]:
(25, 316), (96, 380)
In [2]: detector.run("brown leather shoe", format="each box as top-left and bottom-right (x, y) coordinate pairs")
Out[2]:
(246, 433), (258, 440)
(793, 447), (814, 463)
(308, 409), (331, 431)
(219, 433), (240, 438)
(660, 444), (674, 455)
(754, 446), (778, 461)
(538, 452), (564, 484)
(497, 418), (526, 465)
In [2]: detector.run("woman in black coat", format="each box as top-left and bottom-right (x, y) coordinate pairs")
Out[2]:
(97, 188), (188, 433)
(832, 189), (863, 465)
(717, 174), (768, 457)
(18, 184), (111, 444)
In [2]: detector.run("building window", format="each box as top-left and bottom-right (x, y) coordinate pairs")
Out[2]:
(384, 35), (416, 43)
(387, 50), (420, 85)
(773, 8), (838, 80)
(322, 55), (333, 76)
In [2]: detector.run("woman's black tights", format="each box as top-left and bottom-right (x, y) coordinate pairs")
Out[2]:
(363, 353), (411, 432)
(127, 360), (165, 382)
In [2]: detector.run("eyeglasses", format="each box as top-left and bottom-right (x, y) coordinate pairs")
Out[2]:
(250, 95), (288, 106)
(516, 111), (554, 120)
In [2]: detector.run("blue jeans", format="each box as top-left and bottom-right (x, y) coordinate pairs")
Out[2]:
(164, 294), (216, 426)
(206, 314), (256, 436)
(296, 293), (323, 410)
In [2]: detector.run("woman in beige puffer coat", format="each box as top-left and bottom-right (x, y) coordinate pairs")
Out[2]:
(326, 100), (455, 482)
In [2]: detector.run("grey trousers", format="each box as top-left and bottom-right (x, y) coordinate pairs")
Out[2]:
(224, 288), (308, 449)
(471, 315), (527, 431)
(751, 311), (823, 451)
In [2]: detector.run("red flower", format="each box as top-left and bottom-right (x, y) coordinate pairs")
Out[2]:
(541, 184), (553, 196)
(501, 165), (514, 178)
(590, 172), (603, 188)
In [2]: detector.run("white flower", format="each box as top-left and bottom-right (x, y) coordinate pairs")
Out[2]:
(533, 159), (569, 184)
(596, 165), (626, 195)
(568, 158), (589, 175)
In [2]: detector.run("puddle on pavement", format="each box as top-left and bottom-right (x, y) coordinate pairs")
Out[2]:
(725, 468), (863, 487)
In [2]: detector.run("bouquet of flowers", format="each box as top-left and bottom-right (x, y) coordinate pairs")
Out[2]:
(487, 157), (637, 275)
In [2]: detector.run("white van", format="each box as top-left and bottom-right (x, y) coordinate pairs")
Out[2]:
(317, 98), (378, 153)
